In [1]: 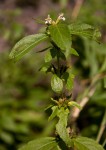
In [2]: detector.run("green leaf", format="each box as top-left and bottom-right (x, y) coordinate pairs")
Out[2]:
(9, 33), (48, 62)
(39, 63), (51, 72)
(49, 24), (72, 51)
(68, 23), (101, 42)
(70, 48), (79, 56)
(51, 74), (63, 93)
(44, 48), (57, 62)
(36, 46), (51, 53)
(44, 51), (53, 62)
(73, 136), (104, 150)
(64, 47), (79, 58)
(56, 107), (72, 147)
(19, 137), (61, 150)
(63, 72), (74, 90)
(66, 74), (74, 90)
(68, 101), (82, 110)
(49, 106), (58, 121)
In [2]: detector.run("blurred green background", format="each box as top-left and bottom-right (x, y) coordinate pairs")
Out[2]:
(0, 0), (106, 149)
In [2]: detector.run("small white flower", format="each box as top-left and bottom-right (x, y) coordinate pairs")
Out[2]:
(62, 17), (65, 21)
(45, 13), (66, 25)
(58, 13), (66, 21)
(45, 14), (52, 25)
(45, 21), (48, 24)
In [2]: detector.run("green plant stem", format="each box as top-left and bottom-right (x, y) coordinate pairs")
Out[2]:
(96, 110), (106, 143)
(102, 138), (106, 147)
(57, 51), (60, 77)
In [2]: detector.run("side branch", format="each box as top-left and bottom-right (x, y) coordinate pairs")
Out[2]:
(71, 73), (106, 122)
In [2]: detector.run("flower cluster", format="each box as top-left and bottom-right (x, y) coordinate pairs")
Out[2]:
(45, 13), (66, 25)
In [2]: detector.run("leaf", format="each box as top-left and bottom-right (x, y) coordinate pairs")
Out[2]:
(9, 33), (48, 62)
(73, 136), (104, 150)
(49, 106), (58, 121)
(51, 74), (63, 93)
(19, 137), (61, 150)
(44, 48), (57, 62)
(68, 101), (82, 110)
(66, 74), (74, 90)
(70, 48), (79, 56)
(39, 63), (51, 72)
(56, 107), (72, 147)
(63, 72), (74, 90)
(68, 23), (101, 42)
(36, 46), (51, 53)
(64, 47), (79, 58)
(44, 51), (53, 62)
(49, 23), (72, 51)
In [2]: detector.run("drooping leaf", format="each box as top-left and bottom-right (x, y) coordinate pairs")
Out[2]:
(49, 23), (72, 51)
(56, 107), (72, 147)
(51, 74), (63, 93)
(49, 106), (58, 121)
(73, 136), (104, 150)
(68, 101), (82, 110)
(36, 46), (51, 53)
(9, 33), (48, 62)
(68, 23), (101, 42)
(19, 137), (61, 150)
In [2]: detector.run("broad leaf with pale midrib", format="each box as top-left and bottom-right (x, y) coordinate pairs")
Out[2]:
(44, 48), (57, 62)
(56, 107), (72, 147)
(51, 74), (63, 93)
(68, 23), (101, 42)
(19, 137), (61, 150)
(63, 72), (74, 90)
(49, 23), (72, 51)
(73, 136), (105, 150)
(9, 33), (48, 62)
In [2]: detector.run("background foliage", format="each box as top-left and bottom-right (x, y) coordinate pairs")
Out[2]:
(0, 0), (106, 149)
